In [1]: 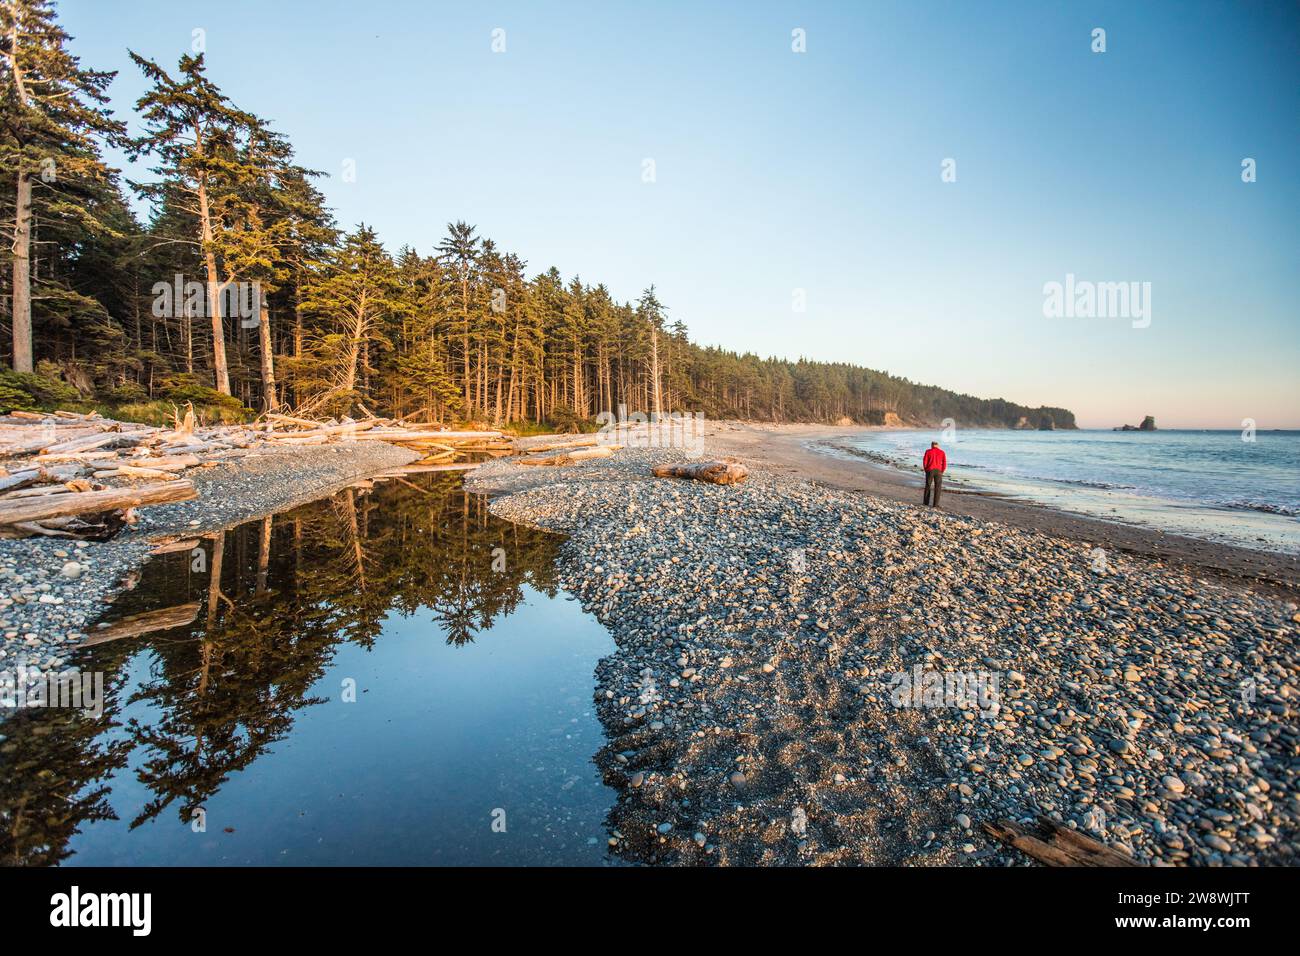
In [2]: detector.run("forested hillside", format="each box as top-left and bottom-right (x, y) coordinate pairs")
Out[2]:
(0, 1), (1075, 430)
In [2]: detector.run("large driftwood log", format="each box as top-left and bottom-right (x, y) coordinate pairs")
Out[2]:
(651, 460), (748, 485)
(0, 468), (42, 493)
(0, 480), (197, 526)
(374, 463), (481, 476)
(262, 421), (377, 440)
(518, 436), (601, 453)
(40, 430), (151, 456)
(517, 445), (617, 467)
(352, 429), (503, 442)
(981, 818), (1141, 867)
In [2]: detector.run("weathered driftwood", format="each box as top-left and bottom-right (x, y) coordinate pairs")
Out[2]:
(92, 464), (179, 481)
(265, 412), (329, 429)
(263, 420), (377, 440)
(82, 602), (201, 647)
(0, 468), (41, 493)
(2, 480), (91, 499)
(981, 818), (1141, 867)
(521, 436), (600, 453)
(374, 462), (481, 477)
(125, 454), (201, 470)
(517, 445), (617, 467)
(40, 429), (154, 456)
(352, 429), (503, 442)
(651, 460), (748, 485)
(3, 511), (127, 541)
(0, 480), (197, 526)
(32, 450), (120, 464)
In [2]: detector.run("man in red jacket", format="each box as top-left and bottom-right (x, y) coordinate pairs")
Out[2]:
(922, 441), (947, 507)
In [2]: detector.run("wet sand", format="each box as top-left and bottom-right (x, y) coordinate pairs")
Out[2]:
(706, 422), (1299, 600)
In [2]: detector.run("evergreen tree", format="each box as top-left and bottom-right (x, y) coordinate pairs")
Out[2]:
(126, 51), (257, 396)
(1, 0), (124, 372)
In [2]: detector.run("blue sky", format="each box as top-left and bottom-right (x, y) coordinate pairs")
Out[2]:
(62, 0), (1298, 428)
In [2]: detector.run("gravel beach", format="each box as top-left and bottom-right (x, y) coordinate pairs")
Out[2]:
(468, 437), (1299, 866)
(4, 425), (1295, 867)
(0, 442), (417, 672)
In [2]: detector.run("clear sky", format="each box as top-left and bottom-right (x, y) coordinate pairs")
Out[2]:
(61, 0), (1299, 428)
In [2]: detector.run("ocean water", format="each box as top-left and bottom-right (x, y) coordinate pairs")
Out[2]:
(818, 429), (1300, 554)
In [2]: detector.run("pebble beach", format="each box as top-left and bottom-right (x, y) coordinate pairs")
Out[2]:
(2, 427), (1295, 867)
(469, 440), (1299, 866)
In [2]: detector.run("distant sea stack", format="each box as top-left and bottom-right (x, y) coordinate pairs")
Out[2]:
(1115, 416), (1157, 432)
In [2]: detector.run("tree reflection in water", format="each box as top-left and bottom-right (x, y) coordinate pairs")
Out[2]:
(0, 473), (563, 865)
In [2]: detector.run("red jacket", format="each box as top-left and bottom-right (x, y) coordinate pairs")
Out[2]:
(923, 447), (947, 472)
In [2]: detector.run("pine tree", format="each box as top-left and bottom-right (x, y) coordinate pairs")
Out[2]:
(298, 225), (401, 416)
(434, 221), (480, 415)
(636, 286), (666, 417)
(126, 51), (258, 396)
(1, 0), (124, 372)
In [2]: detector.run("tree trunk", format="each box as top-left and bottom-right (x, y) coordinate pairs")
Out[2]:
(10, 170), (32, 373)
(196, 174), (231, 394)
(650, 327), (662, 417)
(258, 300), (279, 411)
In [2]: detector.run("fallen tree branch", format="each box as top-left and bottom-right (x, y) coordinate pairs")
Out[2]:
(981, 818), (1141, 867)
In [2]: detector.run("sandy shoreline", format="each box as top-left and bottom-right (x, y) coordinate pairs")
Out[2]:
(706, 422), (1299, 600)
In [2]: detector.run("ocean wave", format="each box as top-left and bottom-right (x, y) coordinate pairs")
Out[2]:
(1219, 500), (1300, 518)
(1051, 477), (1138, 491)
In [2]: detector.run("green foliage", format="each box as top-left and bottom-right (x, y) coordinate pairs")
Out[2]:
(546, 405), (597, 434)
(0, 365), (83, 412)
(98, 381), (149, 404)
(156, 373), (250, 420)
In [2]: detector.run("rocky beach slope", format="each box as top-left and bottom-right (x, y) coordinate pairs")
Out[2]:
(469, 444), (1299, 866)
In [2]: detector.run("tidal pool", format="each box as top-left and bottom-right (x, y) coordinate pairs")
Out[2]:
(0, 473), (619, 866)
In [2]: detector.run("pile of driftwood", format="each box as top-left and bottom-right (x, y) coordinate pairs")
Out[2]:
(0, 407), (511, 539)
(0, 409), (214, 539)
(257, 412), (509, 462)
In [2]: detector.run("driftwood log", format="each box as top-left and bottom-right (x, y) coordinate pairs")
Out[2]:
(374, 462), (481, 476)
(517, 445), (617, 467)
(651, 460), (748, 485)
(982, 818), (1141, 867)
(0, 480), (197, 526)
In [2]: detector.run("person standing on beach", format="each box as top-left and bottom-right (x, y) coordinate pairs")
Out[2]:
(922, 441), (947, 507)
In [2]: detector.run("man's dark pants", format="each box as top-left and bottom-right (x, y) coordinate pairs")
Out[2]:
(924, 469), (943, 507)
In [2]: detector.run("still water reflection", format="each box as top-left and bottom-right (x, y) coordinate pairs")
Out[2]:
(0, 473), (618, 865)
